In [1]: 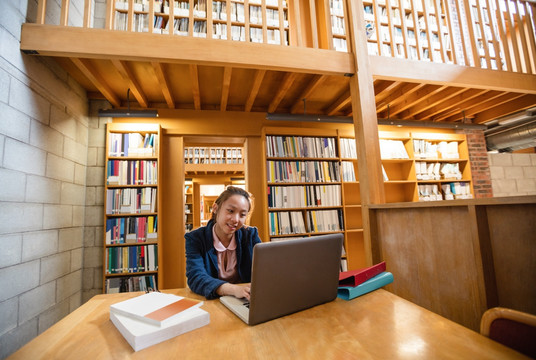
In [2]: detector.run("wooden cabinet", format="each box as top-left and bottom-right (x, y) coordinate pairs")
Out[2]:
(103, 123), (162, 293)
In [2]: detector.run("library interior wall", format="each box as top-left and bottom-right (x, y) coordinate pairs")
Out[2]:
(0, 0), (89, 357)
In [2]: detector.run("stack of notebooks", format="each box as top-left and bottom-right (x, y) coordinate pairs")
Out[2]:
(110, 291), (210, 351)
(337, 261), (394, 300)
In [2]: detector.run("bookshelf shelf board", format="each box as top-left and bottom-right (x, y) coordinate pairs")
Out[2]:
(106, 212), (158, 218)
(346, 228), (364, 233)
(381, 159), (413, 163)
(267, 181), (342, 186)
(108, 156), (158, 160)
(105, 271), (159, 277)
(384, 180), (416, 184)
(417, 179), (471, 183)
(269, 205), (344, 211)
(106, 184), (158, 189)
(266, 157), (340, 161)
(105, 241), (159, 248)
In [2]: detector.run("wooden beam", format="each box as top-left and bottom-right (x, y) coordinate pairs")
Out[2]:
(268, 72), (297, 113)
(245, 70), (266, 112)
(111, 59), (149, 108)
(83, 0), (92, 28)
(60, 0), (69, 26)
(433, 90), (503, 122)
(220, 66), (232, 111)
(290, 75), (325, 114)
(152, 62), (175, 109)
(474, 94), (536, 123)
(189, 64), (201, 110)
(71, 58), (120, 107)
(379, 85), (444, 118)
(370, 55), (536, 94)
(441, 92), (524, 122)
(37, 0), (47, 24)
(398, 86), (467, 119)
(414, 88), (488, 120)
(325, 90), (351, 115)
(20, 24), (354, 75)
(376, 82), (422, 113)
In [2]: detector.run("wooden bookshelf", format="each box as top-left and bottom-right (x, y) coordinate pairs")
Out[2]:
(184, 180), (194, 232)
(379, 130), (474, 202)
(113, 0), (290, 44)
(103, 123), (162, 293)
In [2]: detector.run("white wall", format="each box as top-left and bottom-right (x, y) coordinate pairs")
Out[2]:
(0, 0), (89, 357)
(488, 153), (536, 197)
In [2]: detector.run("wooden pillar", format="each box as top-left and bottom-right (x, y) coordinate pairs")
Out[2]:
(345, 0), (385, 266)
(345, 0), (385, 206)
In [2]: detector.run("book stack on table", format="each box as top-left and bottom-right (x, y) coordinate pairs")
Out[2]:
(110, 291), (210, 351)
(337, 261), (394, 300)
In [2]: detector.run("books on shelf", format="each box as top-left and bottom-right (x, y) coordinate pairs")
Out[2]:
(184, 147), (243, 164)
(106, 216), (158, 245)
(267, 185), (342, 208)
(266, 136), (338, 158)
(269, 211), (306, 235)
(339, 261), (386, 287)
(379, 139), (409, 159)
(342, 161), (356, 182)
(415, 161), (462, 180)
(339, 138), (357, 159)
(413, 139), (459, 159)
(441, 182), (472, 200)
(107, 160), (157, 185)
(338, 272), (394, 300)
(106, 274), (157, 293)
(105, 244), (158, 274)
(418, 184), (442, 201)
(110, 292), (209, 351)
(306, 209), (344, 232)
(109, 133), (157, 157)
(106, 188), (157, 215)
(266, 160), (341, 183)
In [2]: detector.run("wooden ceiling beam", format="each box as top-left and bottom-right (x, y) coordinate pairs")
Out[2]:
(474, 94), (536, 123)
(376, 82), (422, 113)
(373, 80), (398, 99)
(433, 91), (504, 122)
(245, 69), (266, 112)
(220, 66), (232, 111)
(441, 92), (525, 123)
(189, 64), (201, 110)
(111, 59), (149, 108)
(71, 58), (120, 107)
(398, 87), (467, 119)
(379, 84), (444, 118)
(326, 90), (351, 115)
(290, 75), (325, 114)
(268, 72), (297, 113)
(414, 88), (488, 121)
(152, 62), (175, 109)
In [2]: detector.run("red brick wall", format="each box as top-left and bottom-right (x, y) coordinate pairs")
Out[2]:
(458, 129), (493, 198)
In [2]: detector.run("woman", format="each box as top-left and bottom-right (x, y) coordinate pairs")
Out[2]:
(185, 186), (261, 300)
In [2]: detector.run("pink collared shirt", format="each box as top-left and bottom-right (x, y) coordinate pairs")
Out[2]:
(213, 228), (240, 283)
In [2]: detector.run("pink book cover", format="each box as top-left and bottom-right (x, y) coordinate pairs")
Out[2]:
(339, 261), (386, 287)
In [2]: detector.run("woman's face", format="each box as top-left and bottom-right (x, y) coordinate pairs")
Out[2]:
(213, 194), (250, 237)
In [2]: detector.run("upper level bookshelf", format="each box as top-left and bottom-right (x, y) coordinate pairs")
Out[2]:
(113, 0), (290, 44)
(184, 145), (245, 174)
(103, 123), (162, 293)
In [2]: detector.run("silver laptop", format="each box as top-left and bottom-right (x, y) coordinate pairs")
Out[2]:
(220, 233), (343, 325)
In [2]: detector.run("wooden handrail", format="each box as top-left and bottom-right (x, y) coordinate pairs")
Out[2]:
(31, 0), (536, 75)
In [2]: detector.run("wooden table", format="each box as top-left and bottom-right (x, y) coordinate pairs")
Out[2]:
(8, 289), (529, 359)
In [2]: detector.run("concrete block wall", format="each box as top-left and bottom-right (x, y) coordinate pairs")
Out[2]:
(488, 153), (536, 197)
(83, 100), (108, 302)
(0, 0), (88, 357)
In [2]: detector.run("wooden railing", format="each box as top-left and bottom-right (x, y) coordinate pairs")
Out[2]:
(33, 0), (536, 74)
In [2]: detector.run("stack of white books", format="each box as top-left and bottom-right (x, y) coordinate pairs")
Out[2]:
(110, 292), (210, 351)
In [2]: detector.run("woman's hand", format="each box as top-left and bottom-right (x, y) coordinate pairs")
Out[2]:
(217, 283), (251, 301)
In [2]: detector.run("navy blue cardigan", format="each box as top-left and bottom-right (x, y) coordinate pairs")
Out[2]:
(185, 220), (261, 299)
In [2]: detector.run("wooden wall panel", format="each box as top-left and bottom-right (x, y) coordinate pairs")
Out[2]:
(372, 206), (487, 331)
(486, 204), (536, 315)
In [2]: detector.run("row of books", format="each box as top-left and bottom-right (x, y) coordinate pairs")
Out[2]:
(333, 38), (347, 52)
(413, 140), (459, 159)
(267, 160), (341, 183)
(331, 15), (346, 36)
(340, 138), (357, 159)
(415, 161), (462, 180)
(341, 161), (357, 182)
(184, 146), (243, 164)
(114, 12), (148, 32)
(442, 182), (472, 200)
(105, 274), (157, 293)
(269, 209), (344, 235)
(106, 188), (157, 215)
(109, 132), (157, 157)
(266, 135), (338, 158)
(105, 244), (158, 274)
(379, 139), (409, 159)
(106, 216), (158, 245)
(107, 160), (157, 185)
(267, 184), (342, 208)
(417, 184), (443, 201)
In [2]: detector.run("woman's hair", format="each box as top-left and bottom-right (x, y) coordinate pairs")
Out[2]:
(211, 186), (254, 221)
